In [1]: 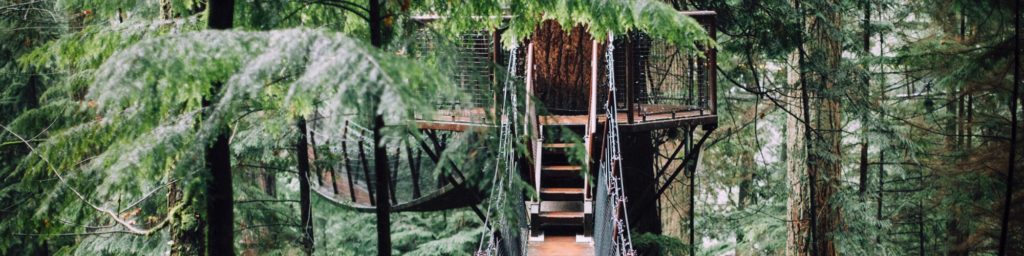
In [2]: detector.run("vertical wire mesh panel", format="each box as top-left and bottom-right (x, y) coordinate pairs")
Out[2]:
(633, 33), (713, 116)
(415, 30), (495, 123)
(607, 13), (715, 121)
(594, 156), (615, 255)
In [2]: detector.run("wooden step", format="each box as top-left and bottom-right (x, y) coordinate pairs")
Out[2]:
(543, 143), (576, 148)
(541, 165), (582, 177)
(542, 143), (576, 154)
(540, 188), (585, 201)
(539, 201), (584, 213)
(538, 211), (585, 226)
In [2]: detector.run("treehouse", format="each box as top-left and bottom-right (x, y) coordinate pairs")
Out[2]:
(313, 11), (718, 256)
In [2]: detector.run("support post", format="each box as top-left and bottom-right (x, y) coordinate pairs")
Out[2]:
(625, 35), (635, 124)
(526, 43), (540, 201)
(588, 39), (599, 199)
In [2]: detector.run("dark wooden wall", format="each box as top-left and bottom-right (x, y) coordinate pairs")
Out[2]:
(530, 20), (605, 115)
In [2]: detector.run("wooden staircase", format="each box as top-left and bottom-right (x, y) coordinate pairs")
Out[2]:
(530, 126), (593, 243)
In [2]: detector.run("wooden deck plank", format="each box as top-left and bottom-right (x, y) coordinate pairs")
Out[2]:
(542, 165), (582, 171)
(541, 188), (585, 194)
(417, 104), (715, 131)
(541, 212), (585, 218)
(543, 143), (576, 148)
(528, 235), (594, 256)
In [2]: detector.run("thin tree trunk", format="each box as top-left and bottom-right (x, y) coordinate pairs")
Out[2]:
(859, 143), (868, 199)
(997, 1), (1019, 255)
(878, 149), (884, 244)
(296, 117), (315, 255)
(309, 117), (324, 187)
(330, 165), (339, 195)
(859, 0), (871, 201)
(342, 123), (357, 201)
(389, 148), (399, 205)
(406, 141), (422, 198)
(966, 94), (973, 154)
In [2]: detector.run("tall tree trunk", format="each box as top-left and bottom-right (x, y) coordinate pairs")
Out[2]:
(163, 1), (204, 253)
(205, 1), (235, 255)
(373, 114), (392, 256)
(296, 117), (315, 255)
(168, 182), (205, 256)
(859, 0), (871, 201)
(997, 1), (1019, 255)
(808, 0), (845, 253)
(367, 0), (392, 254)
(736, 143), (753, 256)
(785, 49), (808, 256)
(621, 131), (661, 235)
(205, 128), (233, 256)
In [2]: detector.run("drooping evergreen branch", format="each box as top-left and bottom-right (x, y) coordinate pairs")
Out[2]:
(236, 199), (301, 204)
(0, 123), (183, 236)
(301, 1), (369, 21)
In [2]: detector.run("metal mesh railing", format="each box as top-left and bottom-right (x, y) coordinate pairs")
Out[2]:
(607, 13), (716, 120)
(477, 46), (528, 256)
(635, 33), (712, 113)
(594, 35), (636, 256)
(415, 30), (495, 123)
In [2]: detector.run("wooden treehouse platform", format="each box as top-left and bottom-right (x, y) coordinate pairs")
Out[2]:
(417, 103), (717, 132)
(309, 11), (719, 256)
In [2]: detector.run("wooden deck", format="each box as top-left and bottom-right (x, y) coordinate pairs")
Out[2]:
(417, 104), (716, 132)
(528, 235), (594, 256)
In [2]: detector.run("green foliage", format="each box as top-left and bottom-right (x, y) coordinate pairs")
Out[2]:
(1, 0), (720, 254)
(632, 231), (690, 256)
(417, 0), (713, 52)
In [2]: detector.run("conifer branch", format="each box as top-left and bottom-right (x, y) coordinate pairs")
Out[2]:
(0, 123), (182, 236)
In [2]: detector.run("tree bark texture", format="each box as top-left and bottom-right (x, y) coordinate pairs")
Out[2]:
(785, 50), (808, 256)
(530, 20), (600, 114)
(620, 131), (662, 235)
(807, 0), (844, 253)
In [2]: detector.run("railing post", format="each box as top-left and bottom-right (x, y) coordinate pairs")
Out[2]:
(526, 42), (539, 201)
(492, 29), (502, 119)
(588, 39), (600, 200)
(709, 14), (718, 116)
(624, 34), (635, 124)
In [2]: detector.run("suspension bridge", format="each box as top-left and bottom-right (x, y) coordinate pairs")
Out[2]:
(308, 11), (719, 256)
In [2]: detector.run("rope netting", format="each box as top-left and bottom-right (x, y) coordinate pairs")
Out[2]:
(594, 35), (636, 256)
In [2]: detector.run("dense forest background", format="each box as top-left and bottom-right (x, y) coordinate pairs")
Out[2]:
(0, 0), (1020, 255)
